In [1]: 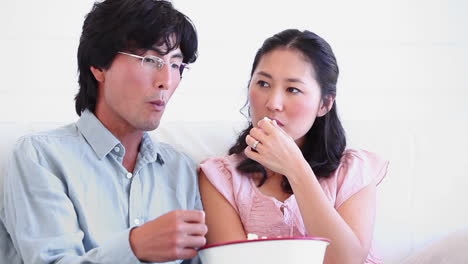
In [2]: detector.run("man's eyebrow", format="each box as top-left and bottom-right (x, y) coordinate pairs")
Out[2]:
(149, 47), (183, 59)
(170, 53), (183, 59)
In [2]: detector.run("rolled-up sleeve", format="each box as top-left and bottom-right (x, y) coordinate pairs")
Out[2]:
(3, 137), (141, 264)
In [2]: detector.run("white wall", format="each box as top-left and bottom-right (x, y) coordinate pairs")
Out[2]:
(1, 0), (467, 123)
(1, 0), (468, 263)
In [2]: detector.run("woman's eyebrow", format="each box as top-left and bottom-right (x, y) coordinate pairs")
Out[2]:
(286, 78), (305, 84)
(257, 71), (273, 79)
(257, 71), (305, 84)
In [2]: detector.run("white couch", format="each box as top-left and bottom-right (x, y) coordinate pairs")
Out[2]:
(1, 119), (467, 263)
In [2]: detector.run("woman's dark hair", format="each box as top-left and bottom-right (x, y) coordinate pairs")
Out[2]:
(75, 0), (198, 116)
(229, 29), (346, 194)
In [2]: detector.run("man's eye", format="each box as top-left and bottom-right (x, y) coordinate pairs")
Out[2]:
(257, 80), (270, 87)
(143, 57), (156, 64)
(171, 63), (181, 69)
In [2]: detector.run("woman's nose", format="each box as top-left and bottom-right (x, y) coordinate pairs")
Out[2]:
(265, 90), (284, 112)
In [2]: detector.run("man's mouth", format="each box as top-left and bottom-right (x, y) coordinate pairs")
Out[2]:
(149, 100), (165, 111)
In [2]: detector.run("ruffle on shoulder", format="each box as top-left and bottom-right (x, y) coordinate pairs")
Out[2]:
(199, 155), (241, 213)
(331, 149), (389, 208)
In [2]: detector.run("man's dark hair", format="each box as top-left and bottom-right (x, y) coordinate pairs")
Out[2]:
(75, 0), (198, 115)
(229, 29), (346, 194)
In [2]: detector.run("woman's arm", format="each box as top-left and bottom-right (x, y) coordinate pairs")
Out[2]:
(245, 119), (376, 264)
(198, 170), (247, 244)
(289, 162), (376, 264)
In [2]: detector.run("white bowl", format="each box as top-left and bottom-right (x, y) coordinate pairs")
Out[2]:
(198, 237), (330, 264)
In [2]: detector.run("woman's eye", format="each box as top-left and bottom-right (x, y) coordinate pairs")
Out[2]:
(257, 80), (270, 87)
(287, 87), (301, 93)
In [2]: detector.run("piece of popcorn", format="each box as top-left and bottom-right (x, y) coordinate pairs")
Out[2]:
(247, 233), (258, 240)
(262, 116), (278, 126)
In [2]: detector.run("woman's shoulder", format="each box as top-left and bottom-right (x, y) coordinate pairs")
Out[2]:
(199, 154), (249, 185)
(199, 154), (252, 212)
(200, 154), (242, 175)
(320, 148), (389, 208)
(338, 149), (389, 185)
(341, 149), (385, 163)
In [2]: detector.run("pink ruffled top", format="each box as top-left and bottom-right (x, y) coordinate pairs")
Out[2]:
(199, 149), (389, 264)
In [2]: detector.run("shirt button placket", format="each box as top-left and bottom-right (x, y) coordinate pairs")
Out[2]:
(128, 171), (142, 228)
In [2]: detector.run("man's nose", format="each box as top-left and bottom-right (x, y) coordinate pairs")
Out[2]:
(153, 64), (174, 90)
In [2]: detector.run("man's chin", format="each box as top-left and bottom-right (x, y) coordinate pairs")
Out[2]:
(135, 111), (164, 131)
(142, 121), (160, 131)
(136, 118), (161, 131)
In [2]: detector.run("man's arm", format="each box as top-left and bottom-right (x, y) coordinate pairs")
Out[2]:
(3, 138), (141, 264)
(3, 138), (207, 264)
(128, 152), (208, 262)
(130, 210), (207, 262)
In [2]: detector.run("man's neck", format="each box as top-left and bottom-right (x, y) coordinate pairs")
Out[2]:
(94, 108), (143, 173)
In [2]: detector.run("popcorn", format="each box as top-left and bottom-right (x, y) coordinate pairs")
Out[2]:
(247, 233), (259, 240)
(262, 116), (278, 126)
(246, 233), (271, 240)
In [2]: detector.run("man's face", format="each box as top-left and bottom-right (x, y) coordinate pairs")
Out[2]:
(93, 44), (184, 132)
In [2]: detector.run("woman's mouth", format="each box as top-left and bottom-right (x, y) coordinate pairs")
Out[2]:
(264, 117), (284, 126)
(271, 118), (284, 126)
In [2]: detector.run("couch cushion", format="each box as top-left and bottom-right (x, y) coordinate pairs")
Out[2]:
(401, 228), (468, 264)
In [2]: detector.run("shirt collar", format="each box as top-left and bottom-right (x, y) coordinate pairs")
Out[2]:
(76, 109), (164, 165)
(140, 132), (164, 165)
(76, 110), (120, 160)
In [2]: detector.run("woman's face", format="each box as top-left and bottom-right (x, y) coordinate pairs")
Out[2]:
(249, 48), (331, 146)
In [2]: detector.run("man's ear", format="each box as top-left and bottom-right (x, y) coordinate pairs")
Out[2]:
(90, 66), (105, 82)
(317, 95), (335, 117)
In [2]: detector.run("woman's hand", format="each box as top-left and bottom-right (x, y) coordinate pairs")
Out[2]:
(244, 118), (307, 179)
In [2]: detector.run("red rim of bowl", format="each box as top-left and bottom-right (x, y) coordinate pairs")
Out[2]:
(199, 236), (331, 251)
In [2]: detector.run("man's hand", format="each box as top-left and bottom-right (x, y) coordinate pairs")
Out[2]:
(129, 210), (207, 262)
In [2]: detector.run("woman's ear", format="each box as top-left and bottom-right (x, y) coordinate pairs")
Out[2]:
(90, 66), (105, 82)
(317, 95), (335, 117)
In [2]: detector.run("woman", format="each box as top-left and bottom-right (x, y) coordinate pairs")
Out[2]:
(199, 29), (388, 264)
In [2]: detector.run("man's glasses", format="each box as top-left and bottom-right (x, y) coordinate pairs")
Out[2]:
(118, 51), (188, 77)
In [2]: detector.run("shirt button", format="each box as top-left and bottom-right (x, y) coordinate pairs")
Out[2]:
(114, 146), (120, 152)
(134, 218), (140, 225)
(126, 172), (133, 179)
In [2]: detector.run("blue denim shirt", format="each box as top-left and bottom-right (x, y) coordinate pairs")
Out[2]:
(0, 110), (202, 264)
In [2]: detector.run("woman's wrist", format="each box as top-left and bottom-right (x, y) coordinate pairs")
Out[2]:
(284, 158), (315, 185)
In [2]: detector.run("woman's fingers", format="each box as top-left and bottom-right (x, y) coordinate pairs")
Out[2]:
(245, 134), (262, 152)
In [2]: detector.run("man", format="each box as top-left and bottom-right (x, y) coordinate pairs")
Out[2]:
(0, 0), (207, 263)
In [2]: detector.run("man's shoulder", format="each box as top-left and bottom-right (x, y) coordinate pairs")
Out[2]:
(14, 123), (81, 151)
(153, 141), (196, 167)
